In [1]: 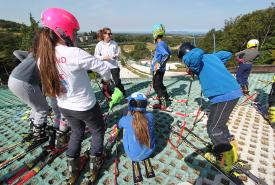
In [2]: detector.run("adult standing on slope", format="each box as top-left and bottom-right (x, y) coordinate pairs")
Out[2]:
(94, 27), (125, 104)
(36, 8), (111, 184)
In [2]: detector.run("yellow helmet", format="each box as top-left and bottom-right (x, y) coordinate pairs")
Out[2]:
(247, 39), (259, 49)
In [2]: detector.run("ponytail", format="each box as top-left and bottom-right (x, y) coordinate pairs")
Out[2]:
(132, 111), (150, 148)
(35, 28), (61, 97)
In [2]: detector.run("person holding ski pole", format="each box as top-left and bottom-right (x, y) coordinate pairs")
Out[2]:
(94, 27), (125, 105)
(118, 92), (155, 183)
(36, 8), (112, 183)
(235, 39), (260, 95)
(150, 23), (172, 112)
(177, 42), (243, 173)
(8, 41), (50, 146)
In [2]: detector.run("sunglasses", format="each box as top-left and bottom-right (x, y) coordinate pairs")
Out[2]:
(104, 32), (112, 36)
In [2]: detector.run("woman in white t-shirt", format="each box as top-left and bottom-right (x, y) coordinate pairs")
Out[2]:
(35, 8), (111, 184)
(94, 27), (126, 100)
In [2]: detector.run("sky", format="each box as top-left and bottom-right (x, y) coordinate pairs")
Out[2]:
(0, 0), (273, 33)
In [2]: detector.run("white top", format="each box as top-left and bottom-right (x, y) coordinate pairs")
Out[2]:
(94, 40), (120, 69)
(50, 45), (111, 111)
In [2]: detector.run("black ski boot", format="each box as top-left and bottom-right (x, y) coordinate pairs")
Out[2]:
(241, 85), (249, 95)
(160, 97), (173, 112)
(31, 124), (48, 144)
(21, 118), (34, 142)
(47, 126), (56, 149)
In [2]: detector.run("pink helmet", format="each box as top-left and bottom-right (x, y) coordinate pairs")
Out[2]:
(41, 8), (80, 45)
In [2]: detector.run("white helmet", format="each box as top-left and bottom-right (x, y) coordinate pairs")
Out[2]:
(247, 39), (259, 49)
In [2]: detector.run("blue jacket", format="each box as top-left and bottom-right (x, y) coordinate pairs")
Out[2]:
(151, 41), (171, 73)
(183, 48), (241, 98)
(118, 112), (155, 161)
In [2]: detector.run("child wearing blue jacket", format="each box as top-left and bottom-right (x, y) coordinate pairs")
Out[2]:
(177, 42), (242, 173)
(151, 24), (172, 111)
(118, 92), (155, 182)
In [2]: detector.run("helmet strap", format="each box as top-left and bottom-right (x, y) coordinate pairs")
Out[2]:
(56, 28), (74, 47)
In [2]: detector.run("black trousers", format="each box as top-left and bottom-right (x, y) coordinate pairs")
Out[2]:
(207, 99), (239, 148)
(111, 68), (125, 95)
(60, 103), (105, 157)
(152, 70), (169, 99)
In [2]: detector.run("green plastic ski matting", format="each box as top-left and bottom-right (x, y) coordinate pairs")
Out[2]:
(0, 73), (273, 185)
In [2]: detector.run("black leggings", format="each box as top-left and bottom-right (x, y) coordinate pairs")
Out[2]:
(60, 103), (105, 157)
(152, 70), (169, 98)
(111, 68), (125, 95)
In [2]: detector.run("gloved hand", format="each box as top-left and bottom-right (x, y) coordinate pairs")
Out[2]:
(186, 68), (194, 79)
(236, 57), (244, 64)
(88, 71), (97, 80)
(109, 87), (124, 110)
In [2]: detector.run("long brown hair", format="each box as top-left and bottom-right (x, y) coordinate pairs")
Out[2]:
(97, 27), (111, 41)
(132, 111), (150, 148)
(35, 28), (61, 97)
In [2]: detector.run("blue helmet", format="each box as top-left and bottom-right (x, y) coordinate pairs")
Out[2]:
(152, 23), (165, 39)
(128, 92), (148, 112)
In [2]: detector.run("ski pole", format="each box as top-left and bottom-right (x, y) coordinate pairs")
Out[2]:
(146, 50), (155, 97)
(181, 91), (204, 142)
(175, 75), (193, 146)
(112, 125), (119, 185)
(155, 127), (183, 159)
(238, 82), (272, 106)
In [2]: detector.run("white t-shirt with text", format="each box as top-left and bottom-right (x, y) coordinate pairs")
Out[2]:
(53, 45), (111, 111)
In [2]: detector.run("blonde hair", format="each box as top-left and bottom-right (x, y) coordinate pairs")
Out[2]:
(132, 111), (150, 148)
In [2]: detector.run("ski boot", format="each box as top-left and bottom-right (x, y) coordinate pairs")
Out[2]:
(160, 97), (173, 112)
(150, 97), (173, 112)
(55, 129), (69, 149)
(229, 137), (239, 164)
(47, 126), (57, 150)
(241, 85), (249, 96)
(86, 154), (104, 184)
(268, 106), (275, 128)
(204, 144), (234, 173)
(67, 156), (80, 185)
(26, 124), (48, 148)
(21, 118), (34, 142)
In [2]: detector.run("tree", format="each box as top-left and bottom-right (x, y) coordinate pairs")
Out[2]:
(200, 5), (275, 65)
(20, 13), (39, 51)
